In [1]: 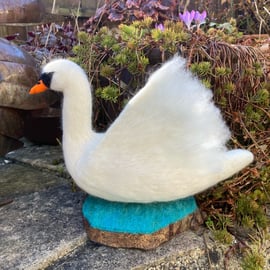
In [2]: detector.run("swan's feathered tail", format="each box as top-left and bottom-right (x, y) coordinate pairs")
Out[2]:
(77, 56), (253, 202)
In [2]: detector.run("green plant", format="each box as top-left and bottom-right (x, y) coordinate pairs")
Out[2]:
(208, 18), (243, 43)
(190, 61), (212, 77)
(96, 86), (120, 103)
(206, 216), (234, 245)
(241, 232), (268, 270)
(242, 249), (265, 270)
(236, 192), (268, 229)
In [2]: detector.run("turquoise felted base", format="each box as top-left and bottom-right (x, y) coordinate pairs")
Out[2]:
(82, 195), (198, 234)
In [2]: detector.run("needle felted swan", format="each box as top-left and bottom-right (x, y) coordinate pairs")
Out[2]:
(29, 56), (253, 203)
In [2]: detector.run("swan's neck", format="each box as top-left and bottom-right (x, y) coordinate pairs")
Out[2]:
(61, 76), (95, 170)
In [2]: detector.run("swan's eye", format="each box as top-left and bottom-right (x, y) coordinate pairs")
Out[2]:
(40, 72), (54, 88)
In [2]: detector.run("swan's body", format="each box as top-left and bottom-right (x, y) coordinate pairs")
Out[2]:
(30, 56), (253, 203)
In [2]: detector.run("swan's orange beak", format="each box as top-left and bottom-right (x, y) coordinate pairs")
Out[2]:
(29, 80), (48, 94)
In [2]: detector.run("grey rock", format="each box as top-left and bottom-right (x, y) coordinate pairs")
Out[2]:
(0, 162), (68, 200)
(0, 38), (60, 155)
(6, 143), (69, 178)
(0, 38), (36, 65)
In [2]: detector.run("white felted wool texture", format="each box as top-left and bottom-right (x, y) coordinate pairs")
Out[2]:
(38, 56), (253, 203)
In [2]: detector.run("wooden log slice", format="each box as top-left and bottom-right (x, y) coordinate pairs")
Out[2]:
(83, 209), (203, 250)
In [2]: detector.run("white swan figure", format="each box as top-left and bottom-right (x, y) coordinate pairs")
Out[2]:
(29, 56), (253, 203)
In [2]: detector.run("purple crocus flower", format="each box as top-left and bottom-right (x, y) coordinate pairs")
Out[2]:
(194, 10), (207, 26)
(179, 10), (195, 30)
(155, 23), (165, 31)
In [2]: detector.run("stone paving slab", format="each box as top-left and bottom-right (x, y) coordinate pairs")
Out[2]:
(1, 142), (260, 269)
(0, 162), (68, 200)
(47, 231), (209, 270)
(47, 229), (248, 270)
(6, 143), (69, 178)
(0, 185), (87, 270)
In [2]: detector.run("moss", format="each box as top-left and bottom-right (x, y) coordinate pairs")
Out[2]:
(242, 245), (266, 270)
(205, 216), (234, 245)
(100, 64), (115, 78)
(242, 254), (265, 270)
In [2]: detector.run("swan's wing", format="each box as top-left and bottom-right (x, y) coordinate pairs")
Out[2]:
(80, 56), (252, 202)
(97, 56), (231, 158)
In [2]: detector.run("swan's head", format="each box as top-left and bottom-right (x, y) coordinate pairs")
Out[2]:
(29, 59), (85, 94)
